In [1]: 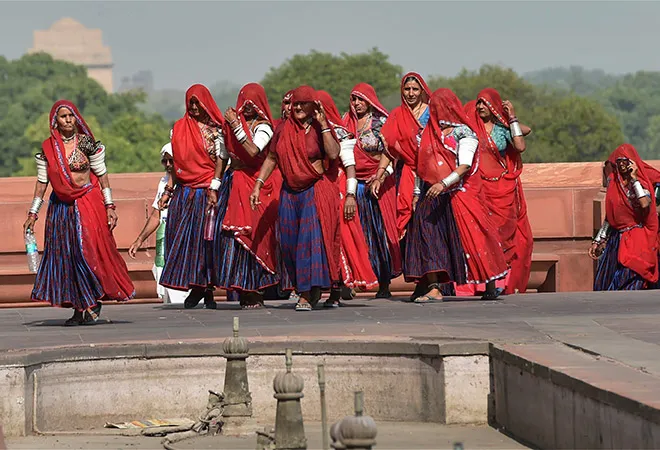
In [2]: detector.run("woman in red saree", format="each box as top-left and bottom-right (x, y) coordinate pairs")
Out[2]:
(317, 90), (377, 306)
(250, 86), (342, 311)
(158, 84), (229, 309)
(590, 144), (660, 290)
(390, 88), (508, 302)
(343, 83), (402, 298)
(25, 100), (134, 325)
(459, 89), (533, 295)
(213, 83), (281, 309)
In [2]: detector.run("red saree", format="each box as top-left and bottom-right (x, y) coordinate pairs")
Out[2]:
(40, 100), (134, 301)
(317, 90), (377, 289)
(344, 83), (401, 275)
(417, 89), (508, 283)
(380, 72), (432, 239)
(171, 84), (225, 188)
(222, 82), (281, 273)
(273, 86), (341, 283)
(605, 144), (660, 283)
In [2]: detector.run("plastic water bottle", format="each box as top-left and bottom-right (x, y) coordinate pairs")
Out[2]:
(203, 206), (216, 241)
(25, 230), (41, 273)
(155, 220), (166, 268)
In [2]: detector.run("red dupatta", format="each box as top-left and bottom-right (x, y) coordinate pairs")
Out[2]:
(274, 86), (341, 283)
(472, 88), (522, 180)
(605, 144), (660, 283)
(41, 101), (98, 204)
(222, 83), (281, 276)
(418, 88), (508, 283)
(171, 84), (225, 188)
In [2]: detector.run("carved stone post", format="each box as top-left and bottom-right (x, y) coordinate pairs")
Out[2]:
(273, 348), (307, 450)
(330, 391), (377, 450)
(221, 317), (255, 435)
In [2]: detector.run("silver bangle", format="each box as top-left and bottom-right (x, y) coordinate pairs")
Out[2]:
(593, 221), (610, 243)
(102, 187), (113, 205)
(346, 178), (358, 196)
(510, 121), (523, 138)
(441, 171), (461, 188)
(256, 178), (265, 186)
(209, 177), (222, 191)
(633, 180), (647, 199)
(29, 197), (44, 214)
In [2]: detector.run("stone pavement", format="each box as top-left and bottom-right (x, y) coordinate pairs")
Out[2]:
(6, 422), (527, 449)
(1, 290), (660, 377)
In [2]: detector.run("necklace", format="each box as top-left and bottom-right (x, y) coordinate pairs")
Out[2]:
(62, 134), (75, 143)
(357, 113), (372, 135)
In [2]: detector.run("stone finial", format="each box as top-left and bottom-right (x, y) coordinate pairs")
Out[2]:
(273, 349), (304, 395)
(273, 348), (307, 449)
(332, 391), (377, 450)
(223, 316), (248, 356)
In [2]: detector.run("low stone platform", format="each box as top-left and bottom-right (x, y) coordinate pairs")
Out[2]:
(2, 291), (660, 448)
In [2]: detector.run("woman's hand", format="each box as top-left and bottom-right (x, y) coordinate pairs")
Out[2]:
(158, 192), (171, 211)
(207, 189), (218, 210)
(628, 160), (639, 180)
(314, 102), (329, 129)
(23, 215), (36, 234)
(250, 186), (262, 210)
(426, 182), (445, 199)
(370, 179), (382, 199)
(225, 107), (239, 125)
(107, 208), (118, 231)
(503, 100), (516, 119)
(128, 238), (143, 259)
(588, 242), (605, 260)
(344, 195), (357, 221)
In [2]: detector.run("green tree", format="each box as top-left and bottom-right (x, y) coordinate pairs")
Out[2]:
(260, 48), (403, 114)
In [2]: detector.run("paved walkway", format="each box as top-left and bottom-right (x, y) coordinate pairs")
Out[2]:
(2, 290), (660, 377)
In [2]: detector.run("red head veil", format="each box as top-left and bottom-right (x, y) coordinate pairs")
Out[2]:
(171, 84), (225, 188)
(41, 100), (98, 204)
(380, 72), (431, 167)
(605, 144), (660, 282)
(225, 82), (273, 169)
(472, 88), (523, 179)
(418, 88), (478, 185)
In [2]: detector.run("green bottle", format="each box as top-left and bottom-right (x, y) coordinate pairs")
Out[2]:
(155, 219), (166, 268)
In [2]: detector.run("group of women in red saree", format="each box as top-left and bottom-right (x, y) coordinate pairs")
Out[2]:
(27, 71), (658, 323)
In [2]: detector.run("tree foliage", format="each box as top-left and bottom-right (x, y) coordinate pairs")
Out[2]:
(260, 48), (403, 114)
(0, 53), (169, 177)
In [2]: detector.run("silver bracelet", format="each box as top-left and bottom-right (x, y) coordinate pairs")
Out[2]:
(256, 178), (265, 186)
(209, 177), (222, 191)
(632, 180), (647, 199)
(510, 121), (523, 138)
(593, 221), (610, 244)
(346, 178), (358, 196)
(29, 197), (44, 215)
(102, 187), (113, 205)
(441, 171), (461, 188)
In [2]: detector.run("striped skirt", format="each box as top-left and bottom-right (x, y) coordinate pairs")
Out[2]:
(160, 186), (212, 290)
(404, 184), (467, 284)
(31, 193), (105, 310)
(356, 181), (395, 283)
(213, 170), (280, 292)
(279, 183), (331, 292)
(594, 231), (647, 291)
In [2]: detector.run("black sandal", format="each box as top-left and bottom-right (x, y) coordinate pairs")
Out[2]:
(64, 310), (84, 327)
(82, 302), (102, 325)
(184, 289), (204, 309)
(204, 289), (217, 310)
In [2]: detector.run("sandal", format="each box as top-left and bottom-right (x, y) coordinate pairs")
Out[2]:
(204, 289), (217, 310)
(481, 288), (502, 300)
(64, 310), (84, 327)
(413, 294), (442, 303)
(241, 301), (264, 310)
(295, 302), (312, 312)
(82, 302), (103, 325)
(323, 300), (341, 308)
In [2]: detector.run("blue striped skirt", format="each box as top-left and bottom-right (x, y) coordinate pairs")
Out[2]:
(213, 170), (280, 292)
(279, 183), (331, 293)
(31, 193), (104, 310)
(404, 184), (467, 284)
(160, 185), (212, 290)
(594, 231), (647, 291)
(356, 181), (396, 282)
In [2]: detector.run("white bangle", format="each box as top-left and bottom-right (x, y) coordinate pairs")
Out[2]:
(102, 187), (113, 205)
(35, 154), (48, 183)
(385, 164), (394, 176)
(441, 171), (461, 188)
(209, 177), (222, 191)
(233, 125), (247, 143)
(510, 121), (523, 138)
(256, 178), (265, 186)
(632, 180), (647, 199)
(89, 145), (108, 177)
(346, 177), (358, 196)
(29, 197), (44, 214)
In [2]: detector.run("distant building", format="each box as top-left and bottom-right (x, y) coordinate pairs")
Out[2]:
(118, 70), (154, 94)
(29, 17), (114, 92)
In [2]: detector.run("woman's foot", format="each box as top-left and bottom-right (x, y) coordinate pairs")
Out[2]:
(409, 282), (428, 302)
(414, 283), (443, 303)
(64, 310), (84, 327)
(184, 288), (205, 309)
(82, 302), (103, 325)
(203, 289), (217, 309)
(481, 281), (502, 300)
(295, 300), (312, 311)
(375, 282), (392, 299)
(325, 289), (341, 308)
(340, 286), (356, 300)
(239, 292), (264, 310)
(309, 287), (322, 307)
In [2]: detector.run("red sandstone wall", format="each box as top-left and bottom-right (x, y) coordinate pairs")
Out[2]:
(1, 161), (655, 303)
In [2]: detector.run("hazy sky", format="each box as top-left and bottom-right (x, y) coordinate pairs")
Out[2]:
(1, 1), (659, 91)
